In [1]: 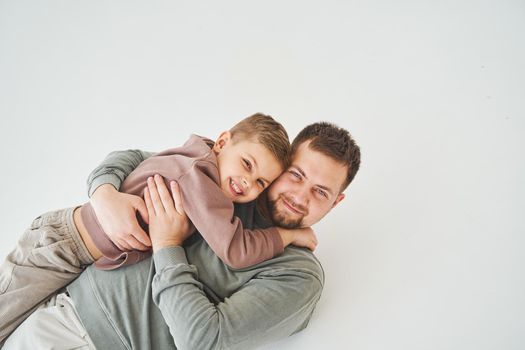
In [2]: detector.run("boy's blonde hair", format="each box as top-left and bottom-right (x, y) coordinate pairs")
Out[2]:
(230, 113), (291, 170)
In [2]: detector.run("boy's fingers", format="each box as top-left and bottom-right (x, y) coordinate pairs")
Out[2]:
(116, 238), (133, 252)
(123, 233), (150, 251)
(154, 174), (175, 212)
(113, 240), (126, 251)
(134, 197), (150, 225)
(130, 201), (152, 246)
(129, 225), (152, 249)
(170, 181), (185, 216)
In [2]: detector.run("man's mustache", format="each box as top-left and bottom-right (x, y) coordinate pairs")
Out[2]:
(280, 194), (308, 216)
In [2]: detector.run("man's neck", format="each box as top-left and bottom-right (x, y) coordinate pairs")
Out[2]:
(256, 192), (272, 222)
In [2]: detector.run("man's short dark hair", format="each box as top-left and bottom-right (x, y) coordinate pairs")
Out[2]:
(291, 122), (361, 192)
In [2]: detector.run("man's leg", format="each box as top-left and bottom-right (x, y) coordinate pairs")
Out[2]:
(0, 207), (94, 344)
(3, 292), (96, 350)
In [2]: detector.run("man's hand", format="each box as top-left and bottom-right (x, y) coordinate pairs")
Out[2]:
(90, 184), (151, 251)
(144, 175), (195, 252)
(278, 227), (318, 251)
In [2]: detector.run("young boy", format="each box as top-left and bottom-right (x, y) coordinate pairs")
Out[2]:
(0, 113), (314, 343)
(81, 113), (302, 270)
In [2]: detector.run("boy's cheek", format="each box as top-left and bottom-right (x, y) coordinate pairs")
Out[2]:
(245, 190), (261, 202)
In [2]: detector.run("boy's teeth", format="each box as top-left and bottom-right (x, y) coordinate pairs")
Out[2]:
(231, 179), (242, 194)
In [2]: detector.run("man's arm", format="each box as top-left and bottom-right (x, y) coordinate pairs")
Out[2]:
(152, 247), (323, 350)
(87, 149), (155, 251)
(145, 177), (324, 350)
(87, 149), (154, 197)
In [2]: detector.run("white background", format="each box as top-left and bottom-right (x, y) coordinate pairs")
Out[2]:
(0, 1), (523, 349)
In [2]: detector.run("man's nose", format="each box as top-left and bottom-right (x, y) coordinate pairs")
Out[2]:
(293, 186), (310, 206)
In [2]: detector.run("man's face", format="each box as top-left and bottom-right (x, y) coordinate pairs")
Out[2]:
(267, 140), (347, 228)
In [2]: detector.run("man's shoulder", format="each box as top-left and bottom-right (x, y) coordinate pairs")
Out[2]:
(259, 246), (325, 287)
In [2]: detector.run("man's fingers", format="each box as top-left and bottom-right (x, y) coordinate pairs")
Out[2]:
(147, 176), (164, 214)
(144, 187), (155, 216)
(170, 181), (185, 216)
(154, 174), (175, 213)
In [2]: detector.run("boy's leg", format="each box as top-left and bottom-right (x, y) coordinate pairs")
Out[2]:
(0, 207), (94, 344)
(3, 292), (97, 350)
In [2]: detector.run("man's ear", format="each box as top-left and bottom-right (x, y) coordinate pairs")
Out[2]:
(213, 131), (232, 153)
(331, 193), (345, 208)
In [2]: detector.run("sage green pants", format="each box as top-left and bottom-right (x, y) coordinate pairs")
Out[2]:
(0, 207), (94, 345)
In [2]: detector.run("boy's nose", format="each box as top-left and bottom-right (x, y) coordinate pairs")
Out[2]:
(242, 178), (249, 190)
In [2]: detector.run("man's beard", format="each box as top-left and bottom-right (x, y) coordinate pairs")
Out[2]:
(268, 194), (306, 229)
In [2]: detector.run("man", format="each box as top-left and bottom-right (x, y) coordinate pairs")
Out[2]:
(4, 122), (360, 349)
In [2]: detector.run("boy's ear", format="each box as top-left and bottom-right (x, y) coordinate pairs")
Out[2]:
(213, 131), (232, 153)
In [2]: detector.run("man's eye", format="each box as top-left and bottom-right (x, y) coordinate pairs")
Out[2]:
(316, 188), (328, 198)
(290, 171), (301, 179)
(243, 159), (252, 170)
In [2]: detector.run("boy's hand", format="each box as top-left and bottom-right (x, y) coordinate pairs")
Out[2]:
(144, 175), (195, 252)
(278, 227), (318, 251)
(90, 184), (151, 251)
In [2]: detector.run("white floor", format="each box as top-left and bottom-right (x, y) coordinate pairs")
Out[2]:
(0, 1), (523, 349)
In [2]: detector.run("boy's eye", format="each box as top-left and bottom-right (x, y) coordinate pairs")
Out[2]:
(257, 179), (265, 188)
(243, 158), (252, 170)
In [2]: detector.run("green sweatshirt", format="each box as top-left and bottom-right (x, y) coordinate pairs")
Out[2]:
(67, 149), (324, 350)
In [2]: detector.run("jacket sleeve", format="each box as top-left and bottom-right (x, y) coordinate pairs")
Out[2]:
(177, 160), (284, 269)
(86, 149), (154, 197)
(152, 247), (323, 350)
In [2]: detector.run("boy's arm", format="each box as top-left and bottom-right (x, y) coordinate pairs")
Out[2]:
(87, 149), (155, 251)
(278, 226), (318, 252)
(177, 161), (285, 269)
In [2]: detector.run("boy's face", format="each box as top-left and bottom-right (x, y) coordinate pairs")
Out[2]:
(214, 131), (283, 203)
(267, 140), (347, 228)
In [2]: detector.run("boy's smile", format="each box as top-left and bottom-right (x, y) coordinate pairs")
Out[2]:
(214, 131), (283, 203)
(228, 178), (245, 197)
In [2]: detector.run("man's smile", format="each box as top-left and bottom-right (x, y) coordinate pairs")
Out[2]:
(280, 195), (305, 216)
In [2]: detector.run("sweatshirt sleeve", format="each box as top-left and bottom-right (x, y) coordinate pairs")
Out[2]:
(177, 160), (284, 269)
(86, 149), (154, 197)
(152, 247), (323, 350)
